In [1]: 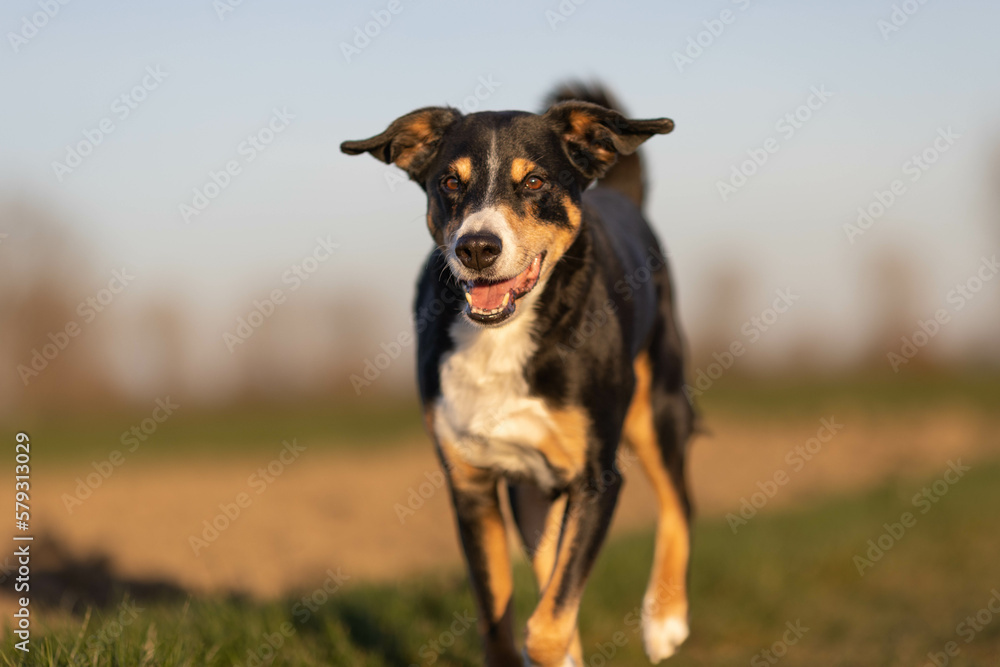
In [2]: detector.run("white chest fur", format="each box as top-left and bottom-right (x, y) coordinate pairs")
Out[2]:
(434, 302), (560, 489)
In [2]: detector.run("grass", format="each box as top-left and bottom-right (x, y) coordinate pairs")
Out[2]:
(5, 460), (999, 666)
(7, 371), (1000, 464)
(698, 370), (1000, 418)
(6, 398), (422, 465)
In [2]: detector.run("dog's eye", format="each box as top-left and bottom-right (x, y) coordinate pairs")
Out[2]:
(524, 175), (545, 191)
(442, 176), (461, 192)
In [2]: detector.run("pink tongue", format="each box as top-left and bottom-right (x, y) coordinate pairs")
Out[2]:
(468, 276), (518, 310)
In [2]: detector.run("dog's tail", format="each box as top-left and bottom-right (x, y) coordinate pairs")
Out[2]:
(543, 81), (648, 208)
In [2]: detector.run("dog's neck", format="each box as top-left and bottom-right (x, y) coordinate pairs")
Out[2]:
(525, 216), (595, 339)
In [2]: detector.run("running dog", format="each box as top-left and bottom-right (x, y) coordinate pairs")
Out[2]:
(341, 83), (693, 667)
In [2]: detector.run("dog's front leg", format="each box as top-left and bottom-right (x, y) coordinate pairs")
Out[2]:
(439, 449), (520, 667)
(523, 468), (622, 667)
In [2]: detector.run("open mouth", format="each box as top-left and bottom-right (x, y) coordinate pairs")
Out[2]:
(461, 253), (545, 325)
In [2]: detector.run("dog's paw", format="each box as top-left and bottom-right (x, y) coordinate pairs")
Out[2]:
(642, 614), (689, 663)
(521, 648), (578, 667)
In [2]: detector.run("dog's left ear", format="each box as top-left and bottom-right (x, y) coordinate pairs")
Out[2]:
(341, 107), (461, 184)
(544, 101), (674, 181)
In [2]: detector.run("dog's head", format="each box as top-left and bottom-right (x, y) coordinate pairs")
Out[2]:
(342, 101), (673, 326)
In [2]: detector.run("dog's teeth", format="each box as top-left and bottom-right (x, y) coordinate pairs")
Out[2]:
(464, 293), (473, 305)
(501, 293), (510, 307)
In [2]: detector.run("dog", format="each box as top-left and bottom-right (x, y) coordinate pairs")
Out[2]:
(341, 83), (694, 667)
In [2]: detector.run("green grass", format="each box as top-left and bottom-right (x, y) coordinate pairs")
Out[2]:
(6, 461), (999, 666)
(7, 372), (999, 464)
(5, 398), (422, 465)
(695, 370), (1000, 417)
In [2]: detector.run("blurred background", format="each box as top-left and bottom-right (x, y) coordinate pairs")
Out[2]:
(1, 0), (999, 665)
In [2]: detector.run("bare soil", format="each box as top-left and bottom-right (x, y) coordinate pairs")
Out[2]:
(8, 407), (998, 604)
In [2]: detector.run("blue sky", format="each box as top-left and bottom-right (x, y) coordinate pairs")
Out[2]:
(2, 0), (999, 367)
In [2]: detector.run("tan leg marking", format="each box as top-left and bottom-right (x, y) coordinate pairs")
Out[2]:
(623, 353), (690, 659)
(522, 408), (594, 666)
(513, 487), (582, 666)
(532, 407), (590, 483)
(525, 504), (583, 666)
(426, 405), (515, 640)
(531, 493), (567, 589)
(478, 507), (514, 621)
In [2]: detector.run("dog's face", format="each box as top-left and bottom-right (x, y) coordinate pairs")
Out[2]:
(342, 102), (673, 326)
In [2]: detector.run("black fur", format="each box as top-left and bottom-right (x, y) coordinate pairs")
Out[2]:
(344, 82), (692, 666)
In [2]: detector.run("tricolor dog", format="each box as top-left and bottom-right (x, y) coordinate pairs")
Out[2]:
(342, 84), (694, 667)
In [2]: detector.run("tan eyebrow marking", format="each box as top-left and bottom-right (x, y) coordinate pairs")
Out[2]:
(511, 157), (538, 183)
(450, 156), (472, 181)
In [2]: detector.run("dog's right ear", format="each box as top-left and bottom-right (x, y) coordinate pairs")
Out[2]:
(340, 107), (461, 184)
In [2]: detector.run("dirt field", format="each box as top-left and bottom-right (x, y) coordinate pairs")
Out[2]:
(1, 411), (1000, 616)
(10, 405), (997, 611)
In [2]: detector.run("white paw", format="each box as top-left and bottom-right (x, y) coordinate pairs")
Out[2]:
(642, 614), (689, 663)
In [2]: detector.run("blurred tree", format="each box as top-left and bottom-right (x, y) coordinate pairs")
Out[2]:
(860, 248), (925, 371)
(689, 259), (753, 370)
(0, 196), (120, 418)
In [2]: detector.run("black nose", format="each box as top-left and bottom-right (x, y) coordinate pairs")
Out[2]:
(455, 233), (502, 271)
